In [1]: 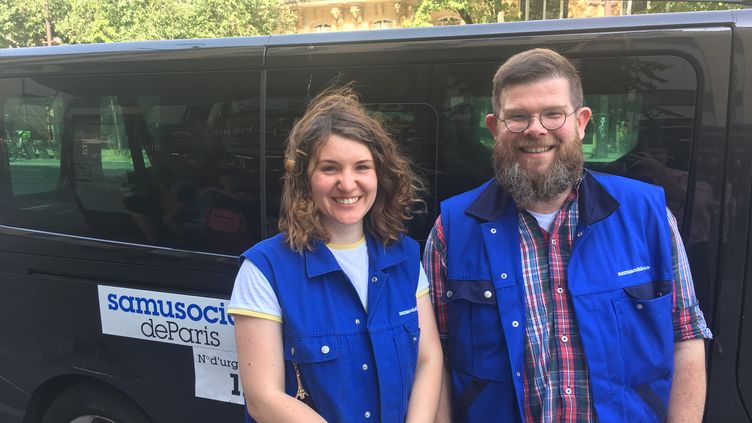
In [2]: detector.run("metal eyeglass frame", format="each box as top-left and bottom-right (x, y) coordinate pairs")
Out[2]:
(494, 106), (581, 133)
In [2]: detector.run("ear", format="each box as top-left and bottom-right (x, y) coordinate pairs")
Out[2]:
(485, 114), (500, 137)
(575, 106), (592, 139)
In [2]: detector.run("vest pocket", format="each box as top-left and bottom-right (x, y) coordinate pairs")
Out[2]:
(445, 279), (510, 381)
(394, 315), (421, 415)
(613, 280), (673, 385)
(284, 334), (340, 363)
(283, 334), (346, 419)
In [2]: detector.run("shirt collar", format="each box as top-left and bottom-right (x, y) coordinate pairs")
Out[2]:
(465, 170), (618, 226)
(304, 231), (407, 279)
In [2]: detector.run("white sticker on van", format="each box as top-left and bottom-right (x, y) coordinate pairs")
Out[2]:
(99, 285), (244, 405)
(193, 346), (244, 405)
(98, 285), (236, 351)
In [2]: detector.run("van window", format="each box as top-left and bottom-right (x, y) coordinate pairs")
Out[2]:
(266, 66), (439, 240)
(436, 55), (698, 228)
(0, 72), (261, 255)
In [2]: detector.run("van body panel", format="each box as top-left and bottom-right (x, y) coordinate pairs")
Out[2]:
(708, 13), (752, 422)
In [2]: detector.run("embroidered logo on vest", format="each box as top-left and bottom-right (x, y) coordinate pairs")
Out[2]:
(617, 265), (651, 277)
(398, 306), (418, 316)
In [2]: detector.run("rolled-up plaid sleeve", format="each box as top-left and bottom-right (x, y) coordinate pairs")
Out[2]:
(423, 216), (449, 355)
(667, 208), (713, 342)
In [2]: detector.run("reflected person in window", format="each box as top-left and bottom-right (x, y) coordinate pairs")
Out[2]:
(423, 48), (712, 423)
(228, 87), (442, 422)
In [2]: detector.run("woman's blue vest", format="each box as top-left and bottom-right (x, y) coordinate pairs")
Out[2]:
(440, 172), (675, 422)
(240, 232), (422, 422)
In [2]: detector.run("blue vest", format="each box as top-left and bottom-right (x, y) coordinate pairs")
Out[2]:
(240, 232), (422, 422)
(441, 171), (674, 423)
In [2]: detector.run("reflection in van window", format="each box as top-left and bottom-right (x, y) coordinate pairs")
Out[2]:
(0, 72), (261, 255)
(436, 55), (699, 233)
(3, 96), (62, 195)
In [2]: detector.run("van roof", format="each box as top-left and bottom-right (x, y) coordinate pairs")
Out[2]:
(0, 8), (745, 58)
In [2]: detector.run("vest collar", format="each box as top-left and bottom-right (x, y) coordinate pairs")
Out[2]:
(304, 231), (407, 278)
(464, 170), (619, 226)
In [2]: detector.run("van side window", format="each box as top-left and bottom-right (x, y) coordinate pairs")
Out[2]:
(265, 66), (438, 241)
(436, 56), (701, 233)
(0, 72), (261, 255)
(1, 95), (63, 195)
(579, 56), (707, 250)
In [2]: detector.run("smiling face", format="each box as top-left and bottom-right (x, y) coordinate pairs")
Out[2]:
(486, 77), (592, 207)
(308, 134), (378, 242)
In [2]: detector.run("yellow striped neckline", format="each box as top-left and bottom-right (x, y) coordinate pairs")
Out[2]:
(326, 236), (366, 250)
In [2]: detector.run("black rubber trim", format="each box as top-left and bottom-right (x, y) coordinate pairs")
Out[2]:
(635, 383), (667, 422)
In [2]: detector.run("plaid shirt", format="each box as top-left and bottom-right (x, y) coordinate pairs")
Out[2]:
(423, 188), (712, 423)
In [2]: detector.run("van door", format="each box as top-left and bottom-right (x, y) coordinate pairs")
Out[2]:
(724, 13), (752, 423)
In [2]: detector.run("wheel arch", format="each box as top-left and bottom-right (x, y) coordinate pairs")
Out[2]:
(23, 375), (149, 423)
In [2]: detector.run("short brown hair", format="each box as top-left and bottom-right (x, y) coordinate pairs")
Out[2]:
(279, 86), (424, 252)
(491, 48), (583, 114)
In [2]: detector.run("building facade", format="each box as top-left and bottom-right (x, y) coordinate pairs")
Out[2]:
(289, 0), (642, 33)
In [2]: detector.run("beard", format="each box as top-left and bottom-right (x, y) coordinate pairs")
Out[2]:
(493, 133), (584, 207)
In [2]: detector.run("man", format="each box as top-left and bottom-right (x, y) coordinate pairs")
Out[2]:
(423, 48), (712, 423)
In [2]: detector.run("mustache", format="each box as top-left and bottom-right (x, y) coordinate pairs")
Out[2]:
(511, 136), (559, 148)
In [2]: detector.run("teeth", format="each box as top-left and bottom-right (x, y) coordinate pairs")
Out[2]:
(521, 146), (553, 153)
(335, 197), (359, 205)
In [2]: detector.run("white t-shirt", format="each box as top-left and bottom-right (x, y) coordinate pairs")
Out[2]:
(228, 237), (429, 323)
(526, 209), (559, 234)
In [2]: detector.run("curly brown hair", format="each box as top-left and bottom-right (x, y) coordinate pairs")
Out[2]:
(279, 86), (424, 252)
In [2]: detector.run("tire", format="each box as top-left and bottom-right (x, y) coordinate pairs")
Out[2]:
(41, 381), (151, 423)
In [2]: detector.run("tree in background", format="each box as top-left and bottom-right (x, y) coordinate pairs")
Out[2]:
(643, 0), (746, 13)
(403, 0), (522, 26)
(406, 0), (747, 26)
(0, 0), (68, 47)
(0, 0), (296, 47)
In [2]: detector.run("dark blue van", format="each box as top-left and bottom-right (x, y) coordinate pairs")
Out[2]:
(0, 8), (750, 422)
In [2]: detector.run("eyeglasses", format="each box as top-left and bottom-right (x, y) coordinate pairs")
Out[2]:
(495, 107), (580, 133)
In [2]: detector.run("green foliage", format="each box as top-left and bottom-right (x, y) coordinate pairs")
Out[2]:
(644, 1), (748, 14)
(407, 0), (746, 26)
(0, 0), (296, 47)
(403, 0), (520, 27)
(0, 0), (68, 47)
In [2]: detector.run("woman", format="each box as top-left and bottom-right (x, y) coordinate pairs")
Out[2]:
(228, 87), (443, 422)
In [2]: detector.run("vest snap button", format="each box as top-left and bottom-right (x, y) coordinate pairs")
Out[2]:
(636, 303), (644, 311)
(362, 363), (368, 371)
(412, 337), (417, 343)
(364, 411), (371, 418)
(490, 228), (497, 234)
(371, 276), (378, 283)
(483, 290), (493, 299)
(290, 347), (295, 356)
(512, 320), (519, 327)
(446, 290), (453, 298)
(500, 273), (508, 280)
(355, 318), (361, 325)
(321, 345), (330, 354)
(577, 232), (583, 237)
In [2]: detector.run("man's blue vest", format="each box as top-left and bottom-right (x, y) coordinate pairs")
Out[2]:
(240, 232), (422, 422)
(440, 171), (675, 422)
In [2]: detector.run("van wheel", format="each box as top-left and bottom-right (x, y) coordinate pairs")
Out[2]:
(41, 382), (150, 423)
